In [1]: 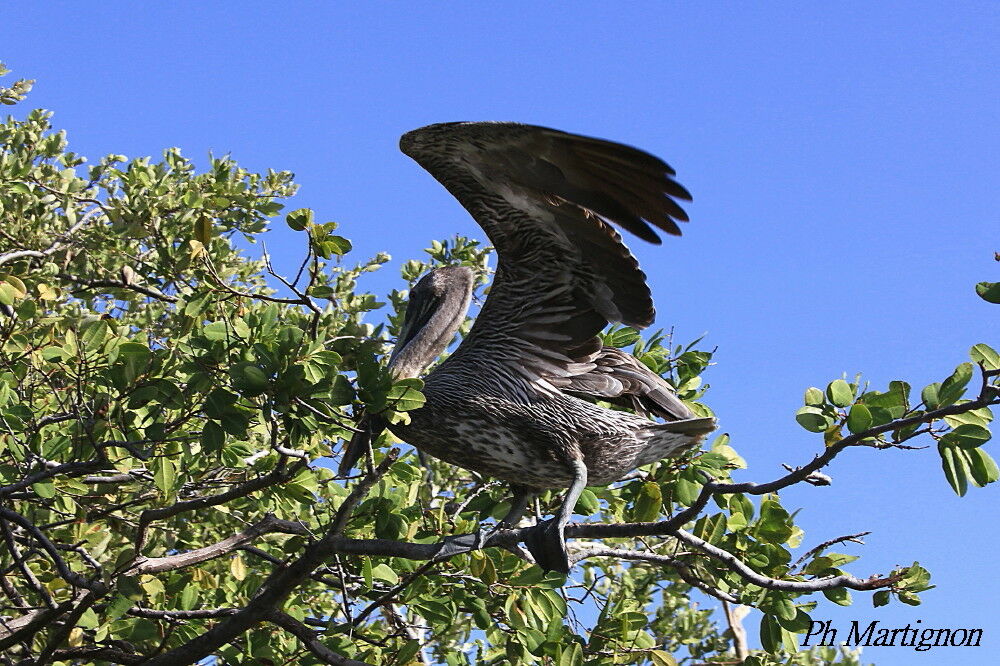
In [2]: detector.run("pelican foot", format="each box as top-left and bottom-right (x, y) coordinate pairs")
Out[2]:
(523, 518), (570, 574)
(435, 526), (496, 559)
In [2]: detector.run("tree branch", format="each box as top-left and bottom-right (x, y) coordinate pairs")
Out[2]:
(573, 545), (740, 603)
(56, 271), (178, 303)
(0, 205), (100, 267)
(672, 528), (901, 592)
(265, 609), (374, 666)
(135, 461), (301, 552)
(140, 451), (399, 666)
(126, 514), (308, 575)
(48, 646), (145, 665)
(0, 507), (102, 592)
(0, 459), (104, 499)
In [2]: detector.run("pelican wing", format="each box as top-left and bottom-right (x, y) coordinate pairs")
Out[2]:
(562, 347), (693, 420)
(401, 122), (691, 389)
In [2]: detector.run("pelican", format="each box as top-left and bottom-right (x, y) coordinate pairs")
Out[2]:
(339, 122), (716, 572)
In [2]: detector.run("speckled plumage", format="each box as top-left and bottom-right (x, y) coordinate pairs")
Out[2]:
(393, 358), (703, 489)
(339, 122), (715, 571)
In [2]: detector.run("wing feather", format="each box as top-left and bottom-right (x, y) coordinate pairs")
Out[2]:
(400, 122), (692, 392)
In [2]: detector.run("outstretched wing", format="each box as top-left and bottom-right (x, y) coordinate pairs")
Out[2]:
(401, 122), (693, 391)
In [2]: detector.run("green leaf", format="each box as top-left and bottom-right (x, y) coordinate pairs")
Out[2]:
(846, 404), (872, 434)
(179, 583), (198, 610)
(41, 346), (70, 362)
(329, 374), (356, 405)
(632, 482), (662, 522)
(673, 474), (701, 507)
(203, 388), (238, 419)
(0, 284), (17, 306)
(759, 613), (780, 654)
(795, 406), (832, 433)
(286, 207), (314, 231)
(604, 327), (641, 348)
(803, 387), (825, 406)
(32, 479), (56, 498)
(326, 235), (352, 255)
(939, 424), (991, 449)
(574, 488), (600, 515)
(921, 383), (941, 410)
(975, 281), (1000, 304)
(203, 321), (230, 341)
(970, 343), (1000, 371)
(105, 594), (133, 622)
(510, 567), (545, 586)
(385, 378), (425, 412)
(200, 420), (225, 454)
(649, 651), (677, 666)
(775, 608), (813, 633)
(939, 443), (969, 496)
(944, 405), (994, 429)
(873, 590), (891, 607)
(967, 447), (1000, 486)
(822, 586), (852, 606)
(230, 362), (269, 396)
(153, 457), (177, 497)
(80, 318), (110, 347)
(396, 640), (422, 665)
(826, 379), (853, 407)
(938, 362), (973, 407)
(230, 553), (247, 581)
(370, 563), (399, 585)
(755, 497), (793, 543)
(194, 215), (213, 245)
(362, 557), (373, 589)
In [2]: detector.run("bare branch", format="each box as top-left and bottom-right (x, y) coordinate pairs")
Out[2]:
(715, 387), (1000, 498)
(573, 545), (740, 603)
(0, 516), (55, 609)
(0, 591), (84, 650)
(135, 461), (301, 552)
(295, 397), (365, 433)
(56, 271), (178, 303)
(129, 606), (240, 620)
(0, 507), (102, 592)
(49, 646), (145, 665)
(140, 451), (399, 666)
(722, 601), (751, 661)
(0, 205), (101, 267)
(0, 459), (104, 499)
(36, 590), (101, 664)
(126, 514), (308, 575)
(265, 609), (374, 666)
(672, 529), (901, 592)
(792, 532), (870, 570)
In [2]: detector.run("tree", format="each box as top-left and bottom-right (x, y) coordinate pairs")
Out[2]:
(0, 66), (997, 665)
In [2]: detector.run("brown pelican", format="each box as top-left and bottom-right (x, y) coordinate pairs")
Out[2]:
(339, 122), (716, 572)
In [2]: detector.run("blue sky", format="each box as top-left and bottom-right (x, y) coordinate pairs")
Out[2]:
(6, 3), (999, 663)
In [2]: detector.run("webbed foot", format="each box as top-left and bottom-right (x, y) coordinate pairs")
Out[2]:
(523, 518), (570, 574)
(435, 526), (496, 559)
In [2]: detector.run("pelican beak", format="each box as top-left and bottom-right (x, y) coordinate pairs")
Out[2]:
(387, 290), (436, 371)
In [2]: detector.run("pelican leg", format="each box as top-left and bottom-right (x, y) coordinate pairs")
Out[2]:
(434, 485), (536, 559)
(524, 458), (588, 574)
(498, 484), (533, 528)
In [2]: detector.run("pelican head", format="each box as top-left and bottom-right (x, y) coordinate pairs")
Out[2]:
(388, 265), (475, 379)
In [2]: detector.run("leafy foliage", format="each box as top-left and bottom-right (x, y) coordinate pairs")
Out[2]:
(0, 68), (997, 665)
